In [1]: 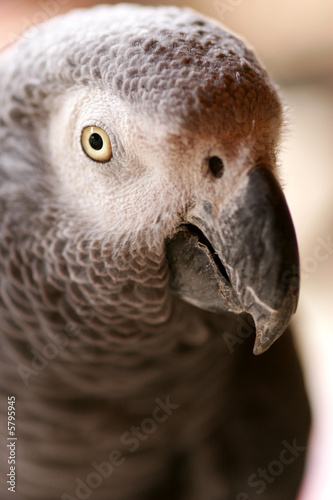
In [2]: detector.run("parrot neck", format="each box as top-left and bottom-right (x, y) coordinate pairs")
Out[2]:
(0, 190), (227, 402)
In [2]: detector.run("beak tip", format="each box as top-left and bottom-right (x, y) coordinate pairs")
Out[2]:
(253, 342), (270, 356)
(253, 338), (270, 356)
(252, 318), (289, 355)
(253, 344), (263, 356)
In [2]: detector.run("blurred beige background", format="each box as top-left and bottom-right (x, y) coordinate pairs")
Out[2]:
(1, 1), (332, 499)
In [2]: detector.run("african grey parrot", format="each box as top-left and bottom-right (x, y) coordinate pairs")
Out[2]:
(0, 4), (310, 500)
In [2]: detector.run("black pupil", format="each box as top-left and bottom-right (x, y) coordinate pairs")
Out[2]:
(208, 156), (224, 178)
(89, 133), (103, 151)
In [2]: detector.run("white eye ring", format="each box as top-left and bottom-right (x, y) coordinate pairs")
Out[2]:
(81, 126), (112, 162)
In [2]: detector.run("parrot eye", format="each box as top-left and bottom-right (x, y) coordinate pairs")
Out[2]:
(81, 126), (112, 162)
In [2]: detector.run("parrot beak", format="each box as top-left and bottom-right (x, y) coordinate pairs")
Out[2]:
(166, 166), (300, 355)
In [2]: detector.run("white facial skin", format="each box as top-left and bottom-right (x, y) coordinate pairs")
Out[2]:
(45, 87), (255, 247)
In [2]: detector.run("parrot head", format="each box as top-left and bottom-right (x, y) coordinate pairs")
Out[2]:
(0, 5), (299, 354)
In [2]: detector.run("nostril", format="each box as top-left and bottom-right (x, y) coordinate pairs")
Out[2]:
(208, 156), (224, 179)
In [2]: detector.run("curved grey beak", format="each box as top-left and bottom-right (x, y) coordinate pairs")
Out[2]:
(167, 166), (300, 355)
